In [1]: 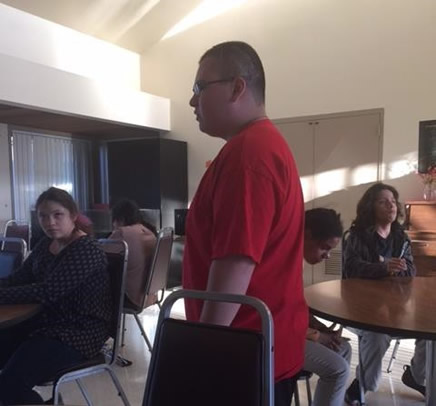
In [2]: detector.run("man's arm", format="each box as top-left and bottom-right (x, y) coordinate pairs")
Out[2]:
(200, 255), (255, 326)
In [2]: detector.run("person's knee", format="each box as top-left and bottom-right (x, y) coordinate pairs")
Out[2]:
(362, 333), (390, 350)
(333, 357), (350, 382)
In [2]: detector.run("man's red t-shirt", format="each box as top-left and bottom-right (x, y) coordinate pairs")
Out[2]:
(183, 119), (308, 381)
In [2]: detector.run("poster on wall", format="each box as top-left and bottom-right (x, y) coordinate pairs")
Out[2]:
(418, 120), (436, 173)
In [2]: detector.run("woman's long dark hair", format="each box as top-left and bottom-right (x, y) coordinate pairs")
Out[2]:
(111, 199), (157, 235)
(352, 183), (404, 232)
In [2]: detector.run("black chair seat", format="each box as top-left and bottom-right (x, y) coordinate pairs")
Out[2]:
(43, 354), (106, 383)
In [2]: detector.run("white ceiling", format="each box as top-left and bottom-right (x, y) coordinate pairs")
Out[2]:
(1, 0), (203, 53)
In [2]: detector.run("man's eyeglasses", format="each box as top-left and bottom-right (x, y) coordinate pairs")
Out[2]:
(192, 78), (234, 96)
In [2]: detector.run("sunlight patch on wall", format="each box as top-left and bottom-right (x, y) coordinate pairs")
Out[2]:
(161, 0), (248, 40)
(300, 175), (313, 203)
(385, 153), (417, 180)
(52, 29), (140, 89)
(350, 163), (379, 186)
(300, 163), (381, 202)
(314, 168), (348, 199)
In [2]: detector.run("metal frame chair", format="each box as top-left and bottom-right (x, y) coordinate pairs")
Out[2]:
(0, 236), (27, 277)
(387, 338), (402, 373)
(45, 239), (131, 406)
(142, 289), (274, 406)
(3, 219), (30, 252)
(293, 370), (313, 406)
(121, 227), (174, 351)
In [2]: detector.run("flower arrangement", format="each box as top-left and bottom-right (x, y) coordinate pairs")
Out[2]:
(419, 163), (436, 185)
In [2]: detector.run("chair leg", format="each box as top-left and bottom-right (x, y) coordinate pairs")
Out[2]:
(53, 382), (62, 406)
(133, 313), (153, 352)
(121, 313), (127, 347)
(294, 381), (300, 406)
(387, 339), (401, 373)
(107, 367), (131, 406)
(76, 378), (94, 406)
(305, 377), (312, 405)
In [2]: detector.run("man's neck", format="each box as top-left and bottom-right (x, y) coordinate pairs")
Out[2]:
(222, 107), (267, 142)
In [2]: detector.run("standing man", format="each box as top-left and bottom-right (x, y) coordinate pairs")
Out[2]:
(183, 41), (308, 405)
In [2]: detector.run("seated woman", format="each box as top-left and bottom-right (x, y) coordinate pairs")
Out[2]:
(0, 187), (111, 405)
(342, 183), (425, 403)
(109, 199), (157, 309)
(303, 208), (351, 406)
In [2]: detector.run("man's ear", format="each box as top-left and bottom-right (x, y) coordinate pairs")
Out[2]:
(230, 76), (246, 102)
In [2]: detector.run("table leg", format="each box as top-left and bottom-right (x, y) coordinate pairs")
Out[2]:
(426, 340), (435, 406)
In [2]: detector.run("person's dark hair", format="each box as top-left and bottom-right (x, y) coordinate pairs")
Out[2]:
(305, 208), (343, 241)
(36, 187), (79, 217)
(111, 199), (157, 235)
(35, 187), (93, 235)
(200, 41), (265, 105)
(352, 182), (403, 231)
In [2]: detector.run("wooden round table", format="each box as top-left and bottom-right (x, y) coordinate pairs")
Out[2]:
(0, 303), (41, 329)
(305, 277), (436, 406)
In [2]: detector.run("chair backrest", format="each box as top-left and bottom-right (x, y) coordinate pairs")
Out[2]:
(3, 220), (30, 253)
(141, 227), (174, 308)
(97, 239), (128, 365)
(142, 289), (274, 406)
(341, 228), (350, 279)
(0, 237), (27, 277)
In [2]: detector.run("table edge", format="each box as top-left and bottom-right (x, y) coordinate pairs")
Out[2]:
(309, 307), (436, 340)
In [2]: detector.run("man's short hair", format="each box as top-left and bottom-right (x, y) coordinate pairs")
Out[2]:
(200, 41), (265, 104)
(305, 208), (343, 241)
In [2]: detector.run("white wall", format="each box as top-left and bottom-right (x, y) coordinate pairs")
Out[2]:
(140, 0), (436, 202)
(0, 3), (140, 90)
(0, 53), (170, 131)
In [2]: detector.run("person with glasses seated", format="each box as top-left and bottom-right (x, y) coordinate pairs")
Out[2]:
(303, 208), (352, 406)
(0, 187), (111, 405)
(342, 183), (426, 404)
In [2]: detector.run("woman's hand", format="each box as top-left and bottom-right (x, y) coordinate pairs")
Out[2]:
(387, 258), (407, 275)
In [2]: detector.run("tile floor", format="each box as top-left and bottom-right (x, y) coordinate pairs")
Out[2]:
(36, 300), (427, 405)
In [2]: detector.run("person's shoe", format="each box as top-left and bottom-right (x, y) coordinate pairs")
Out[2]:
(401, 364), (426, 397)
(345, 379), (361, 405)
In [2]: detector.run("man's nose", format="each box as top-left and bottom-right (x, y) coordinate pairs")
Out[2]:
(189, 93), (198, 107)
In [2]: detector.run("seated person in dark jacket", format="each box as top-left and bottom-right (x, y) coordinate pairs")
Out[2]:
(0, 187), (111, 405)
(303, 208), (351, 406)
(343, 183), (425, 403)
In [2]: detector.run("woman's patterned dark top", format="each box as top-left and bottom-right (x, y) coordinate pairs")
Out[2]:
(0, 236), (112, 359)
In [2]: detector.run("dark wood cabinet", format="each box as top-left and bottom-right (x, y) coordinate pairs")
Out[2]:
(405, 201), (436, 276)
(107, 138), (188, 229)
